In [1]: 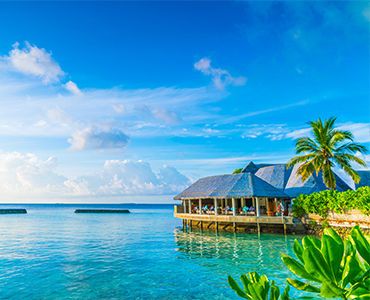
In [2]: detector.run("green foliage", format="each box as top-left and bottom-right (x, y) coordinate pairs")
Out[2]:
(310, 219), (317, 227)
(282, 226), (370, 299)
(228, 272), (290, 300)
(287, 117), (368, 191)
(292, 187), (370, 218)
(228, 226), (370, 299)
(233, 168), (243, 174)
(321, 220), (329, 229)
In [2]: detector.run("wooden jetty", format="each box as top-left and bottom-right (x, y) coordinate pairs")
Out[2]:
(75, 209), (130, 214)
(0, 209), (27, 214)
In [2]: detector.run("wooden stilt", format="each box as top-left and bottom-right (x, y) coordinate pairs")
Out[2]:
(233, 222), (236, 231)
(200, 221), (203, 229)
(215, 222), (218, 231)
(257, 223), (260, 234)
(189, 220), (192, 228)
(222, 222), (232, 230)
(284, 224), (287, 235)
(207, 221), (214, 229)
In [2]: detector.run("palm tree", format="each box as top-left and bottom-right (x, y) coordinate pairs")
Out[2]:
(287, 117), (368, 190)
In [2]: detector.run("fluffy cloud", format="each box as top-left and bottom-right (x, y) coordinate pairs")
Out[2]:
(69, 160), (191, 196)
(112, 104), (125, 114)
(194, 58), (247, 90)
(135, 104), (182, 125)
(0, 151), (67, 195)
(63, 81), (83, 96)
(1, 42), (64, 84)
(0, 151), (191, 198)
(67, 127), (130, 151)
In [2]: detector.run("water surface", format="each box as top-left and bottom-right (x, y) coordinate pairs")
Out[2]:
(0, 204), (315, 299)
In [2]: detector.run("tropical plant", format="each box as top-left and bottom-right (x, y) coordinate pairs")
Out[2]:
(228, 226), (370, 299)
(287, 117), (368, 190)
(282, 226), (370, 299)
(228, 272), (290, 300)
(233, 168), (243, 174)
(292, 187), (370, 218)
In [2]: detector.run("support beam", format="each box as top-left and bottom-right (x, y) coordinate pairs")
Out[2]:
(256, 197), (260, 217)
(257, 223), (260, 234)
(207, 221), (214, 229)
(188, 199), (191, 214)
(222, 222), (232, 230)
(183, 200), (186, 214)
(214, 198), (218, 216)
(199, 198), (202, 215)
(232, 197), (236, 216)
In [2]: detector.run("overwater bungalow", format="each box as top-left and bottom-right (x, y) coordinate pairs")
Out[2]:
(173, 161), (352, 233)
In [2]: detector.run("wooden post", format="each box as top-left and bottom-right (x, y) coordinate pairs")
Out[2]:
(188, 199), (191, 214)
(189, 220), (192, 228)
(232, 198), (236, 216)
(214, 198), (218, 216)
(284, 223), (287, 235)
(183, 200), (186, 213)
(257, 223), (260, 235)
(256, 197), (260, 217)
(199, 198), (202, 215)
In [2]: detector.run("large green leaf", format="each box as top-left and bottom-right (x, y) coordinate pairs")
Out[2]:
(228, 275), (252, 300)
(302, 236), (320, 250)
(351, 225), (370, 265)
(293, 239), (305, 264)
(240, 274), (251, 293)
(321, 235), (343, 282)
(341, 255), (361, 288)
(249, 271), (261, 284)
(286, 279), (320, 293)
(280, 285), (290, 300)
(270, 280), (280, 300)
(323, 228), (344, 247)
(320, 280), (345, 298)
(302, 246), (334, 282)
(282, 254), (322, 283)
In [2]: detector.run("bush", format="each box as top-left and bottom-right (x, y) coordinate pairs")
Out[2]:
(292, 186), (370, 218)
(309, 219), (317, 227)
(321, 219), (329, 228)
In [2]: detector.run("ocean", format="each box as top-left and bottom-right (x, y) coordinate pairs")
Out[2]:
(0, 204), (311, 299)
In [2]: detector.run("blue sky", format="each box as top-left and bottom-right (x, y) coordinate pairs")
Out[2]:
(0, 1), (369, 203)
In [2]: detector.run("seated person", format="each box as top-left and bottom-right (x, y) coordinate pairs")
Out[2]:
(203, 205), (209, 213)
(224, 205), (230, 214)
(241, 206), (249, 215)
(193, 206), (198, 214)
(248, 206), (256, 215)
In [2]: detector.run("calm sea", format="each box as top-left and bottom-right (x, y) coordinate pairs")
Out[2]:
(0, 204), (312, 299)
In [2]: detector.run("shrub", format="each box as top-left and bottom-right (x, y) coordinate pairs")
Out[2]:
(321, 219), (329, 228)
(309, 219), (317, 227)
(292, 187), (370, 218)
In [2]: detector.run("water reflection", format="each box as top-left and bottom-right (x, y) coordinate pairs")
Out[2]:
(174, 227), (299, 288)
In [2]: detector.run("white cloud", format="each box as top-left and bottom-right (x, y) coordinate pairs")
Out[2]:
(135, 104), (182, 125)
(46, 106), (76, 126)
(0, 150), (191, 198)
(0, 151), (67, 195)
(338, 123), (370, 143)
(63, 81), (83, 96)
(1, 42), (64, 84)
(285, 128), (312, 139)
(194, 58), (247, 90)
(67, 127), (130, 151)
(112, 104), (125, 114)
(68, 160), (191, 196)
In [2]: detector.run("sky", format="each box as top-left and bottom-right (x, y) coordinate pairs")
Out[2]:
(0, 1), (369, 203)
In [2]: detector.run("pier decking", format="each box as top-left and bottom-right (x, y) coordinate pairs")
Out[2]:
(75, 209), (130, 213)
(0, 209), (27, 214)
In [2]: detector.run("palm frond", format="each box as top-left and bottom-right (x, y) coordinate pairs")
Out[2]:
(334, 142), (368, 155)
(322, 161), (336, 190)
(334, 156), (361, 184)
(296, 160), (316, 182)
(286, 154), (316, 169)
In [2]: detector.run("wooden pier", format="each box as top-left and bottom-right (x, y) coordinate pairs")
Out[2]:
(174, 212), (305, 234)
(0, 209), (27, 214)
(75, 209), (130, 213)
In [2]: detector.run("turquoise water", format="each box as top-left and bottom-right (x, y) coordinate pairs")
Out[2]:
(0, 204), (313, 299)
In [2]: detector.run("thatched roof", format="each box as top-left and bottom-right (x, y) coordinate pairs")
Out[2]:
(174, 172), (289, 200)
(251, 162), (352, 198)
(356, 171), (370, 189)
